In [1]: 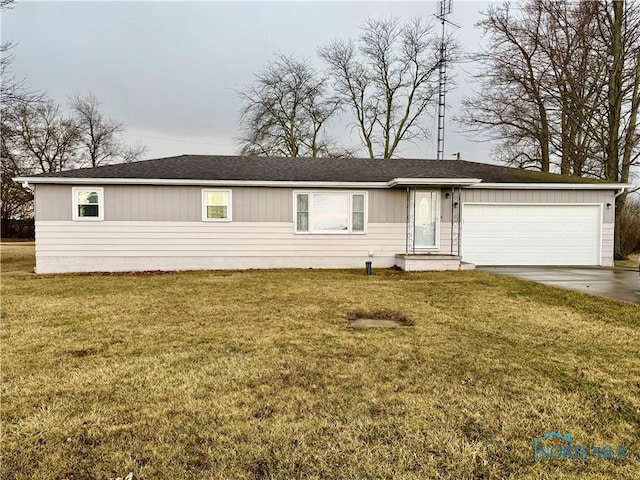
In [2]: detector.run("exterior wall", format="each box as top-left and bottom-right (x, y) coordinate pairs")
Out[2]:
(34, 185), (407, 273)
(34, 221), (405, 273)
(33, 184), (618, 272)
(457, 188), (616, 266)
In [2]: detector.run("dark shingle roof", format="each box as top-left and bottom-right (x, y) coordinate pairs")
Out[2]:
(31, 154), (602, 184)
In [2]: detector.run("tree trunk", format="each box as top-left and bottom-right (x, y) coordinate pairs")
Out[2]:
(606, 0), (624, 181)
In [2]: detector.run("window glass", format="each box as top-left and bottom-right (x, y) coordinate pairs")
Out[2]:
(295, 192), (367, 234)
(78, 205), (99, 217)
(207, 192), (227, 206)
(77, 191), (99, 205)
(312, 194), (349, 231)
(296, 194), (309, 232)
(207, 206), (228, 219)
(76, 190), (100, 218)
(205, 191), (229, 220)
(352, 194), (365, 232)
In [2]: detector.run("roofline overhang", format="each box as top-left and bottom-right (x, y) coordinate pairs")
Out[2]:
(469, 182), (633, 190)
(13, 177), (482, 188)
(387, 178), (482, 187)
(13, 177), (392, 188)
(12, 177), (633, 191)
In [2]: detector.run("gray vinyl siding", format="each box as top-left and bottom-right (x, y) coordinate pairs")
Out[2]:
(35, 185), (70, 221)
(368, 189), (405, 223)
(34, 185), (407, 223)
(438, 188), (616, 224)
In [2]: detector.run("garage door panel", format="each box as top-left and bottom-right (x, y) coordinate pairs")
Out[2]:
(462, 204), (600, 266)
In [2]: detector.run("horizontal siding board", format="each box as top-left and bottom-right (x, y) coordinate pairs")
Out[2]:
(36, 238), (403, 248)
(34, 221), (405, 271)
(36, 248), (403, 256)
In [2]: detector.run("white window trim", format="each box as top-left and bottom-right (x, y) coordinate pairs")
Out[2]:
(72, 187), (104, 221)
(294, 191), (368, 235)
(202, 189), (232, 222)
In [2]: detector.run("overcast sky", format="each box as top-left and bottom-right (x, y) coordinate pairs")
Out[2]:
(2, 0), (495, 162)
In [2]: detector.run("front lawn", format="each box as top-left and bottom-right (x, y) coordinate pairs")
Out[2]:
(2, 243), (639, 479)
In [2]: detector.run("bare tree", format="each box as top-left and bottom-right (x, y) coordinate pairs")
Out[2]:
(458, 2), (554, 171)
(319, 17), (448, 159)
(459, 0), (640, 186)
(237, 55), (343, 158)
(1, 0), (42, 225)
(0, 98), (74, 225)
(3, 99), (80, 173)
(70, 92), (146, 167)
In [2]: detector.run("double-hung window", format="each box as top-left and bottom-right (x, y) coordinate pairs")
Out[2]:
(72, 187), (104, 221)
(202, 189), (232, 221)
(295, 192), (367, 234)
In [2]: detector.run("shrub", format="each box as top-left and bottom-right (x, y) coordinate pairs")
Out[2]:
(615, 196), (640, 259)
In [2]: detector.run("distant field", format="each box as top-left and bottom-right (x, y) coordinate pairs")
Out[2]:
(2, 243), (639, 479)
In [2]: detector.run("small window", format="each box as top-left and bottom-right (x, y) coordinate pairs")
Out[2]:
(296, 193), (309, 232)
(352, 194), (365, 232)
(202, 189), (232, 221)
(72, 187), (103, 221)
(295, 191), (367, 234)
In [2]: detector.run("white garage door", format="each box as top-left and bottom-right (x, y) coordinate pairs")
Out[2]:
(462, 204), (601, 266)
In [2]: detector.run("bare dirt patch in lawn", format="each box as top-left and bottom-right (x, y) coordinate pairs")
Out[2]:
(346, 309), (414, 328)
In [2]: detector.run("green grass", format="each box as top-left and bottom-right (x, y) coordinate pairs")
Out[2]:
(2, 243), (639, 480)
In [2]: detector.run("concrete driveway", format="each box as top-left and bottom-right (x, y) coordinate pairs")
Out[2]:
(480, 267), (640, 304)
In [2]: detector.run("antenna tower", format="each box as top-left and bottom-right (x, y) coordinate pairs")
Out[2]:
(435, 0), (457, 160)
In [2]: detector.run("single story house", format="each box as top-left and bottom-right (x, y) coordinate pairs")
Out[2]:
(15, 155), (629, 274)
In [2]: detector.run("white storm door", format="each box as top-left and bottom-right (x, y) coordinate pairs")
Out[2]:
(414, 191), (439, 249)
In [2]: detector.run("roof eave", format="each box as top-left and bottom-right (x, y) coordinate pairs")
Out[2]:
(12, 177), (391, 188)
(13, 177), (632, 191)
(470, 182), (633, 190)
(387, 178), (482, 187)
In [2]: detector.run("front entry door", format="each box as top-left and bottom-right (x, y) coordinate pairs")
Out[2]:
(413, 191), (438, 249)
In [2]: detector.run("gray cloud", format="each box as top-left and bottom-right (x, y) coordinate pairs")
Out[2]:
(3, 1), (494, 160)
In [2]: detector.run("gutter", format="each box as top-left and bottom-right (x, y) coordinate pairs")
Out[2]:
(12, 177), (391, 189)
(615, 187), (627, 198)
(471, 182), (632, 190)
(12, 176), (633, 191)
(387, 178), (482, 187)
